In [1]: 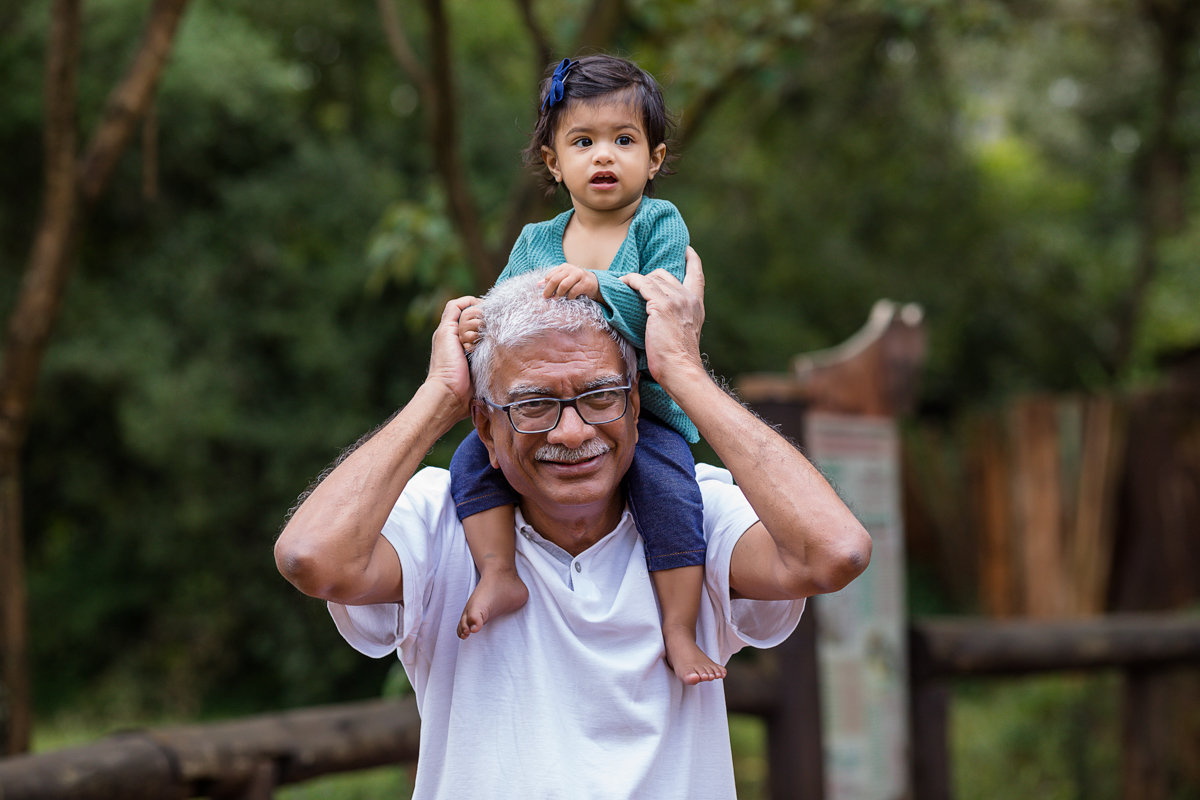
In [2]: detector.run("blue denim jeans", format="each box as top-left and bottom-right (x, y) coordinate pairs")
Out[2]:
(449, 413), (705, 571)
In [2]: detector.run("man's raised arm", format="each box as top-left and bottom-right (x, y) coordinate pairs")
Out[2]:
(622, 253), (871, 601)
(274, 297), (476, 606)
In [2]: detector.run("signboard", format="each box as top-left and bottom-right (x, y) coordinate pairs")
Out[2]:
(804, 412), (909, 800)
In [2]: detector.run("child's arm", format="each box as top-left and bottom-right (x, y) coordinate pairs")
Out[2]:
(591, 200), (689, 350)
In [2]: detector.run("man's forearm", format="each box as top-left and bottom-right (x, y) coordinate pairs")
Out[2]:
(274, 381), (462, 603)
(662, 365), (872, 597)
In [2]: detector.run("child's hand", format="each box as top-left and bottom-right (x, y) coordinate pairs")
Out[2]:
(541, 263), (600, 301)
(458, 300), (483, 353)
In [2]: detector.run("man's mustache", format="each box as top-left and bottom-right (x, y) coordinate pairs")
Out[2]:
(535, 440), (611, 463)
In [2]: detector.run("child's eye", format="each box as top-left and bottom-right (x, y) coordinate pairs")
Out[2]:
(616, 135), (633, 146)
(574, 137), (592, 147)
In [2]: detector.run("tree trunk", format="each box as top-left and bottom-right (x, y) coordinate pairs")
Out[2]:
(0, 0), (191, 756)
(1112, 0), (1198, 374)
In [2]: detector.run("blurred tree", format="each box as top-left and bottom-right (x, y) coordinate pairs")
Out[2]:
(0, 0), (190, 755)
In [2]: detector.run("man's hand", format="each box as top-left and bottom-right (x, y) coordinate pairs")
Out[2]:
(619, 247), (706, 388)
(428, 296), (479, 423)
(541, 263), (601, 301)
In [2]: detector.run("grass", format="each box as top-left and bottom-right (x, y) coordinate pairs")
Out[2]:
(277, 766), (413, 799)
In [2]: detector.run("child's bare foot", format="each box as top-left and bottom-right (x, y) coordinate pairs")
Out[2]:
(457, 567), (529, 639)
(662, 622), (726, 685)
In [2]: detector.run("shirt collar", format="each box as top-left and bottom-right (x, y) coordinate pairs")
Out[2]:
(513, 504), (634, 568)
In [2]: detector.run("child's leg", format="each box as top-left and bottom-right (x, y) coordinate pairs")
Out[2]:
(627, 415), (725, 685)
(450, 431), (529, 639)
(651, 566), (723, 685)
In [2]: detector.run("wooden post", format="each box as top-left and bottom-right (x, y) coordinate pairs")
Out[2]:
(740, 299), (926, 800)
(909, 680), (950, 800)
(766, 611), (826, 800)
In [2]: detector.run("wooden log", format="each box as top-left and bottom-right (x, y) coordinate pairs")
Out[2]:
(1009, 396), (1065, 618)
(1069, 397), (1125, 616)
(0, 735), (183, 800)
(0, 697), (421, 800)
(909, 613), (1200, 680)
(965, 411), (1016, 618)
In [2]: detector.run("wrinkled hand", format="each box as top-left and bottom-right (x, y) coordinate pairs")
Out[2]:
(459, 301), (484, 353)
(619, 247), (706, 387)
(427, 296), (479, 420)
(541, 263), (600, 301)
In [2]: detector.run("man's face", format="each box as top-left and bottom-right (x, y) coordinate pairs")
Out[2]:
(474, 327), (639, 534)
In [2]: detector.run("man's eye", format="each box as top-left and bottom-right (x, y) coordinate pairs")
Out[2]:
(515, 399), (557, 416)
(582, 391), (623, 409)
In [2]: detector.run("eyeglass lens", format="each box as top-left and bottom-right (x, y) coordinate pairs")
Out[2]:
(509, 388), (627, 432)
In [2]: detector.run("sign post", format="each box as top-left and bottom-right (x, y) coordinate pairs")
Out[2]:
(738, 300), (925, 800)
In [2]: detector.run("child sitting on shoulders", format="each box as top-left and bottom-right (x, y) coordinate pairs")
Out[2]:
(453, 54), (722, 685)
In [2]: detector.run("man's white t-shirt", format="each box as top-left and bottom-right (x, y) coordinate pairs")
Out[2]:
(329, 463), (805, 800)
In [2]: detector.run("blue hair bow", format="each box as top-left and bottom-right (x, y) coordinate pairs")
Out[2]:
(541, 58), (575, 113)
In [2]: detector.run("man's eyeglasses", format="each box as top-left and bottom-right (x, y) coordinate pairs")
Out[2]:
(484, 385), (632, 434)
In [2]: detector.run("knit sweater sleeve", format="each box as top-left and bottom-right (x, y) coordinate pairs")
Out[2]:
(593, 199), (689, 350)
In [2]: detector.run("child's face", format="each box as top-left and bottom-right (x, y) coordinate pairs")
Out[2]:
(541, 95), (666, 217)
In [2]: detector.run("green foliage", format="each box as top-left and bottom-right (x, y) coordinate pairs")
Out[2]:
(953, 674), (1121, 800)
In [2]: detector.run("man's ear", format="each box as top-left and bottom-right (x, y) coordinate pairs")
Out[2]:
(472, 401), (502, 469)
(629, 378), (640, 445)
(647, 143), (667, 180)
(541, 146), (563, 183)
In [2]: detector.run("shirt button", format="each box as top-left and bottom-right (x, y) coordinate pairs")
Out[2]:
(574, 562), (581, 573)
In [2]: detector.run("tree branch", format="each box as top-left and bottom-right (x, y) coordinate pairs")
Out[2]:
(422, 0), (496, 287)
(513, 0), (553, 67)
(77, 0), (190, 204)
(376, 0), (434, 103)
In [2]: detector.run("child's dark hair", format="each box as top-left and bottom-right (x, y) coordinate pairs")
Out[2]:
(523, 54), (677, 197)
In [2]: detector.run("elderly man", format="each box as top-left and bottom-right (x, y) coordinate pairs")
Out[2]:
(275, 253), (871, 799)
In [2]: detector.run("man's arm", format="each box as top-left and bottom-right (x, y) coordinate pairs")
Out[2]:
(274, 296), (476, 605)
(622, 253), (872, 601)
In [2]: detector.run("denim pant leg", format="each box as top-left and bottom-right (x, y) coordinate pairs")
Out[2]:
(626, 414), (706, 571)
(450, 430), (519, 521)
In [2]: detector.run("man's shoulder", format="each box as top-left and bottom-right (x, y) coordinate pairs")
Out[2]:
(695, 463), (758, 536)
(387, 466), (454, 525)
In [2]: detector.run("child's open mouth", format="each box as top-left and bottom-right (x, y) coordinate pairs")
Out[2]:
(590, 173), (617, 185)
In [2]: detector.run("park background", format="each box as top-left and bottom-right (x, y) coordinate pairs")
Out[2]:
(1, 0), (1199, 797)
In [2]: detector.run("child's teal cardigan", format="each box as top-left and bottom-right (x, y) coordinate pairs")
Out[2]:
(496, 197), (699, 443)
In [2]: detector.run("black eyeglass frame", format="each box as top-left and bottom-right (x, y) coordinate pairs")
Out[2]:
(483, 384), (633, 434)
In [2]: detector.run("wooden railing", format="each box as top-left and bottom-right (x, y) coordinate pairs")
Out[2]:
(910, 612), (1200, 800)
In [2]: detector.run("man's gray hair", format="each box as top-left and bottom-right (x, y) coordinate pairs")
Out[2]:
(470, 269), (638, 402)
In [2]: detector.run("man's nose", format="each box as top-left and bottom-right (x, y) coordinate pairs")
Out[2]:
(548, 405), (593, 448)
